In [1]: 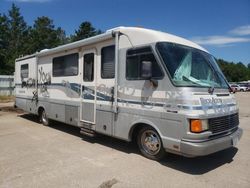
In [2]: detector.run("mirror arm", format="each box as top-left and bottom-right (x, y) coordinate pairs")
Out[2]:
(150, 79), (158, 88)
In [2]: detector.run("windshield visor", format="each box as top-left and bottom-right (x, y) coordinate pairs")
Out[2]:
(156, 42), (228, 88)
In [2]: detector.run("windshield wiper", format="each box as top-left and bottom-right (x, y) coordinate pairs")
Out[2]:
(208, 86), (215, 94)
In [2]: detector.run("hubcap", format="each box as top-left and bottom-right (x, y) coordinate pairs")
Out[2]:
(141, 130), (161, 155)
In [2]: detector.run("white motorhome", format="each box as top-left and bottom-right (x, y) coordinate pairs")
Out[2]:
(15, 27), (242, 160)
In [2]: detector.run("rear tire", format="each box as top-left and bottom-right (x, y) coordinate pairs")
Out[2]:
(137, 126), (166, 161)
(39, 108), (50, 126)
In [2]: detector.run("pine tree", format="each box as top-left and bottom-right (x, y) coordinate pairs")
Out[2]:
(71, 21), (102, 42)
(28, 16), (66, 53)
(6, 4), (29, 74)
(0, 13), (9, 74)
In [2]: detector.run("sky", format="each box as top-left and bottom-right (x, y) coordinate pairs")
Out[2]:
(1, 0), (250, 65)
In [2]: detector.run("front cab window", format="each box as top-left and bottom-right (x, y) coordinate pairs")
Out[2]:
(156, 42), (228, 88)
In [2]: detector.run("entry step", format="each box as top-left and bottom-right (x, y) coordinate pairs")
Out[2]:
(80, 127), (96, 137)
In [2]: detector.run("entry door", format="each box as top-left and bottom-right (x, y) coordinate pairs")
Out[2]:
(80, 50), (96, 124)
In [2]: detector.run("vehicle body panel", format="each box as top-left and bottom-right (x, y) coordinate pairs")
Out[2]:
(15, 27), (242, 157)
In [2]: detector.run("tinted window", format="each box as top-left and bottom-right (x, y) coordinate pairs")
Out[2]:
(53, 53), (79, 77)
(101, 45), (115, 78)
(83, 53), (94, 81)
(21, 64), (29, 78)
(126, 47), (163, 80)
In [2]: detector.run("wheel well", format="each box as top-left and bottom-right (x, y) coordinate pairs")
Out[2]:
(131, 123), (151, 142)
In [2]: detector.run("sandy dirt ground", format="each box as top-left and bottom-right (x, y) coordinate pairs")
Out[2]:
(0, 93), (249, 188)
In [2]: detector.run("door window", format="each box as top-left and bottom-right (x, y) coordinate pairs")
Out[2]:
(83, 53), (94, 81)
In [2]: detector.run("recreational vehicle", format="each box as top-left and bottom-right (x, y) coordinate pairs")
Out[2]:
(15, 27), (242, 160)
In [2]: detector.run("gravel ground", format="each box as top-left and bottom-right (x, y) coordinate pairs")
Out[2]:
(0, 92), (249, 188)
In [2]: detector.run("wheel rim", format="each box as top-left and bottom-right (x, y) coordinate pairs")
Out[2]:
(41, 111), (48, 125)
(141, 130), (161, 156)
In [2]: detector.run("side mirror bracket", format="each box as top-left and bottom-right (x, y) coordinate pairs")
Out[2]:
(150, 79), (158, 88)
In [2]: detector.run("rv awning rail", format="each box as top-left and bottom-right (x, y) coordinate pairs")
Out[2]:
(37, 32), (114, 57)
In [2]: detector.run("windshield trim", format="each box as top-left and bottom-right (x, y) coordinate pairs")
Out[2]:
(155, 42), (229, 89)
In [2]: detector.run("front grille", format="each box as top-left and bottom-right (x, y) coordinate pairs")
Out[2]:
(208, 113), (239, 134)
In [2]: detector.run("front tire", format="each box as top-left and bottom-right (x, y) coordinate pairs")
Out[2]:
(137, 126), (166, 160)
(39, 109), (50, 126)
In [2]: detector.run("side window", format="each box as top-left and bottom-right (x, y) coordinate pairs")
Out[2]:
(126, 47), (163, 80)
(21, 64), (29, 78)
(101, 45), (115, 78)
(53, 53), (79, 77)
(83, 53), (94, 81)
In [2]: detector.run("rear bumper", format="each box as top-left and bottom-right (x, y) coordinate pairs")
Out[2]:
(180, 128), (243, 157)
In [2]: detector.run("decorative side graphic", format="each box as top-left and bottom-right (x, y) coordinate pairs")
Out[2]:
(39, 66), (51, 97)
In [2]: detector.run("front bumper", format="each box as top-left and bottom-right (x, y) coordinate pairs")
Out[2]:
(180, 127), (243, 157)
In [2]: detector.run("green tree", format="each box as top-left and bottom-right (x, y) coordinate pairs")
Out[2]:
(0, 13), (9, 74)
(27, 16), (66, 53)
(56, 27), (69, 45)
(217, 59), (250, 82)
(3, 4), (30, 74)
(71, 21), (102, 42)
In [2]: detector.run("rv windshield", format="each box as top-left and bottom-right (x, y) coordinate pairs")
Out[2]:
(156, 42), (228, 88)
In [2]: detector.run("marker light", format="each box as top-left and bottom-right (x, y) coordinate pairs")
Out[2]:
(190, 119), (208, 133)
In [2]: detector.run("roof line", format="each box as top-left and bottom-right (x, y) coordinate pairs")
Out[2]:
(37, 32), (113, 57)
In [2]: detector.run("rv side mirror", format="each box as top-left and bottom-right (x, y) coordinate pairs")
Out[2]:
(141, 61), (152, 80)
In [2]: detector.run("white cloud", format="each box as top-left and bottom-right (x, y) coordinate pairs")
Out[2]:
(191, 36), (250, 46)
(191, 25), (250, 47)
(229, 25), (250, 36)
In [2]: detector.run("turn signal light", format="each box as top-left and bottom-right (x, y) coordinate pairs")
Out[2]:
(190, 120), (202, 133)
(190, 119), (208, 133)
(190, 119), (209, 133)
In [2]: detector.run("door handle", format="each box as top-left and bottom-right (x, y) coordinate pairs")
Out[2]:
(111, 86), (114, 103)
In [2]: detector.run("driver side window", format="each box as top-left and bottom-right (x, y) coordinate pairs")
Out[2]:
(126, 47), (163, 80)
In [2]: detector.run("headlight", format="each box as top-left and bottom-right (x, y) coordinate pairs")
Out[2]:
(190, 119), (209, 133)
